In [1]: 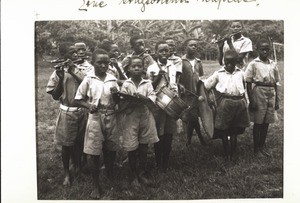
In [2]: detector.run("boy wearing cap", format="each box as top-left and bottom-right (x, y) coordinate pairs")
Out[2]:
(75, 42), (94, 76)
(46, 42), (86, 186)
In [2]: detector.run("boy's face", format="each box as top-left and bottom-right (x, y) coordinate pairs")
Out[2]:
(186, 40), (197, 56)
(224, 54), (237, 73)
(230, 22), (242, 34)
(77, 48), (86, 58)
(109, 44), (120, 59)
(258, 42), (270, 60)
(157, 44), (170, 63)
(133, 39), (145, 54)
(129, 58), (144, 77)
(166, 39), (175, 54)
(65, 46), (78, 61)
(92, 54), (109, 75)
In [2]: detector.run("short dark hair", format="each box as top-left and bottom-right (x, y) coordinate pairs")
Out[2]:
(230, 20), (244, 28)
(130, 35), (143, 47)
(92, 49), (109, 62)
(256, 38), (270, 48)
(155, 41), (168, 51)
(99, 39), (113, 52)
(224, 49), (239, 58)
(59, 42), (74, 57)
(183, 38), (198, 48)
(128, 56), (144, 67)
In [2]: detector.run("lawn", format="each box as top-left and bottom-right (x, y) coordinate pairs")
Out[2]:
(36, 57), (284, 200)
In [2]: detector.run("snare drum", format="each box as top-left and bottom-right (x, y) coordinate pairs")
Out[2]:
(156, 86), (189, 120)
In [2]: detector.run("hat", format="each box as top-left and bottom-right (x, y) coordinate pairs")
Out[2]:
(75, 42), (87, 50)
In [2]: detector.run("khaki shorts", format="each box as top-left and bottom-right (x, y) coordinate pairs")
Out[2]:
(250, 86), (278, 124)
(55, 108), (86, 146)
(119, 105), (159, 152)
(84, 110), (120, 155)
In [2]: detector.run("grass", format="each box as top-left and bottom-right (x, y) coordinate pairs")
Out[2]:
(36, 57), (283, 200)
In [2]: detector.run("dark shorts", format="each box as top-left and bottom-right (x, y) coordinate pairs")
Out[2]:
(215, 97), (250, 130)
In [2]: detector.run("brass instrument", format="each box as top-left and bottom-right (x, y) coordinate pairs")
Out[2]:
(213, 31), (242, 44)
(52, 57), (88, 70)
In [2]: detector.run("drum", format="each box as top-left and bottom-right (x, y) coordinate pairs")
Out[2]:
(156, 86), (189, 120)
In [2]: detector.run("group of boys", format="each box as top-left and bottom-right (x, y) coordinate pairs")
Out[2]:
(46, 21), (280, 199)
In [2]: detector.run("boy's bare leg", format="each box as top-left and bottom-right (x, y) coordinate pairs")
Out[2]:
(230, 134), (237, 160)
(154, 137), (163, 169)
(259, 123), (270, 156)
(253, 123), (261, 154)
(90, 155), (101, 199)
(162, 133), (173, 172)
(62, 146), (71, 186)
(186, 121), (194, 146)
(194, 120), (207, 146)
(221, 133), (230, 161)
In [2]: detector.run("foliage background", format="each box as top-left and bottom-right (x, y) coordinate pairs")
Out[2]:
(35, 20), (284, 60)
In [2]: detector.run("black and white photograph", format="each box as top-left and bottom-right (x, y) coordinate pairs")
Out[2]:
(35, 20), (284, 200)
(2, 0), (300, 202)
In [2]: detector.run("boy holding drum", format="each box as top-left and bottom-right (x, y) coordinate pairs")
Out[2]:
(179, 39), (207, 146)
(147, 41), (177, 172)
(119, 55), (159, 187)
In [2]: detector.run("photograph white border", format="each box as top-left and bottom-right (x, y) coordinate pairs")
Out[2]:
(2, 0), (300, 202)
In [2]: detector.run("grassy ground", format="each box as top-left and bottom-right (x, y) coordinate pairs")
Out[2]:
(36, 58), (284, 200)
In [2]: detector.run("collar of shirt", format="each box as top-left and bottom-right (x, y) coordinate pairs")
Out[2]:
(90, 73), (117, 83)
(157, 60), (173, 68)
(218, 66), (241, 74)
(253, 57), (274, 64)
(181, 54), (201, 62)
(231, 35), (245, 42)
(168, 54), (180, 60)
(125, 78), (151, 87)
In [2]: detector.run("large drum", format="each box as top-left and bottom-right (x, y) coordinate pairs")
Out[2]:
(156, 86), (189, 120)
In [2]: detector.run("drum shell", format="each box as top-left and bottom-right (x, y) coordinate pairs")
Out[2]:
(156, 86), (189, 120)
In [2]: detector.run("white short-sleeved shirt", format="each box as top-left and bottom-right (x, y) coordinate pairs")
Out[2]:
(76, 60), (94, 76)
(223, 35), (253, 67)
(121, 78), (156, 103)
(168, 54), (182, 73)
(75, 73), (119, 107)
(244, 57), (280, 84)
(204, 66), (245, 96)
(147, 60), (178, 92)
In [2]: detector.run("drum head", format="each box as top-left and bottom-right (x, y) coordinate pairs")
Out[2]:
(196, 80), (215, 139)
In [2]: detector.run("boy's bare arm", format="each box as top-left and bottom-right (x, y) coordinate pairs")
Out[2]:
(246, 82), (257, 111)
(74, 99), (98, 113)
(50, 70), (64, 100)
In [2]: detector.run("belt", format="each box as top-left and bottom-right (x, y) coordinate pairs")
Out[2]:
(254, 82), (276, 87)
(60, 104), (81, 112)
(222, 94), (244, 100)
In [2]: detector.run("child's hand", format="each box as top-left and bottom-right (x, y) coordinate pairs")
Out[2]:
(158, 70), (166, 77)
(178, 84), (186, 95)
(249, 101), (258, 111)
(56, 69), (64, 79)
(89, 104), (98, 114)
(110, 87), (119, 93)
(275, 102), (279, 110)
(135, 93), (148, 101)
(65, 60), (75, 73)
